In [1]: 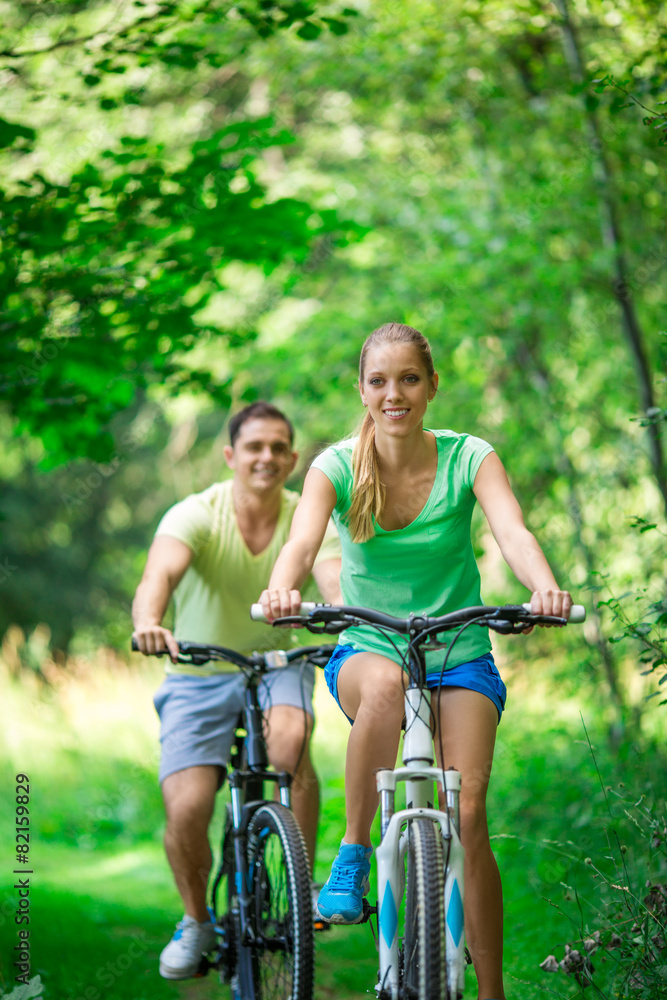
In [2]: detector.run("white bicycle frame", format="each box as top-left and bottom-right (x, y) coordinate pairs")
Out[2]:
(374, 687), (466, 1000)
(249, 600), (586, 1000)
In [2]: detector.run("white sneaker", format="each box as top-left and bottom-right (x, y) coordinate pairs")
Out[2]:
(159, 914), (217, 980)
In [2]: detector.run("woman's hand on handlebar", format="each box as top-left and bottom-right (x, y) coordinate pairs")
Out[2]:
(132, 624), (180, 662)
(259, 587), (304, 623)
(530, 588), (573, 626)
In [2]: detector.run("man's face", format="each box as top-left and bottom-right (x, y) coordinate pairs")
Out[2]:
(224, 418), (297, 493)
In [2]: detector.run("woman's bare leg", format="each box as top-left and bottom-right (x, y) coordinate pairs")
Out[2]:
(435, 687), (506, 1000)
(336, 652), (406, 846)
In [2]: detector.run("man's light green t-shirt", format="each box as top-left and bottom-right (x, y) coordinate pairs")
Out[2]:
(310, 429), (494, 673)
(155, 481), (341, 675)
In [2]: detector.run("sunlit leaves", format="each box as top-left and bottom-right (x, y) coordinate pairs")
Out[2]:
(235, 0), (358, 40)
(0, 116), (339, 464)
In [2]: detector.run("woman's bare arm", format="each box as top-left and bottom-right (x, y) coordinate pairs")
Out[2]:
(473, 452), (572, 618)
(260, 468), (338, 619)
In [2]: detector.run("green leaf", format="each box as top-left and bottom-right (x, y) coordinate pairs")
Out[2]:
(296, 20), (321, 40)
(0, 117), (35, 150)
(322, 17), (349, 35)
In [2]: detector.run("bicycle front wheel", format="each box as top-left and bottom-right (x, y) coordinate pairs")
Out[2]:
(402, 818), (446, 1000)
(246, 802), (314, 1000)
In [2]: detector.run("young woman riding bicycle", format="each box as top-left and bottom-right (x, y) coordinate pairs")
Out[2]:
(259, 322), (572, 1000)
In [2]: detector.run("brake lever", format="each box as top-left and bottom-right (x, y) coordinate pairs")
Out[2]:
(308, 649), (338, 668)
(304, 622), (349, 635)
(271, 612), (356, 635)
(485, 619), (518, 634)
(486, 614), (567, 634)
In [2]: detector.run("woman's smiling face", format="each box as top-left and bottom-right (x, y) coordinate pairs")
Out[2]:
(360, 342), (438, 436)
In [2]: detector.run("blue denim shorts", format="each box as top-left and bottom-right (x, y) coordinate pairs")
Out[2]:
(324, 645), (507, 724)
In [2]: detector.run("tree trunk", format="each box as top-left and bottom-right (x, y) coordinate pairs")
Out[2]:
(516, 343), (631, 743)
(553, 0), (667, 519)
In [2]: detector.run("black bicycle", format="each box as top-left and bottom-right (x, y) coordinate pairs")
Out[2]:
(133, 638), (334, 1000)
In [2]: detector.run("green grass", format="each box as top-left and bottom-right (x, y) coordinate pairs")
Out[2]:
(1, 651), (665, 999)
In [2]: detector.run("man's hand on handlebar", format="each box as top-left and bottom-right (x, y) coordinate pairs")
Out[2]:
(259, 587), (304, 624)
(132, 624), (180, 663)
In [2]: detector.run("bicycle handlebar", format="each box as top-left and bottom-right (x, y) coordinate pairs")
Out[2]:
(130, 637), (335, 669)
(249, 602), (586, 633)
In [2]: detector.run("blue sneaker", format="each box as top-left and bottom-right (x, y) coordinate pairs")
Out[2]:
(316, 843), (372, 924)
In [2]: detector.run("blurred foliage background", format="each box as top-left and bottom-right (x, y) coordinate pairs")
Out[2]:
(0, 0), (666, 997)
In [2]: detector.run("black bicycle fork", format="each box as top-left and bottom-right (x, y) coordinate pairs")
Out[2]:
(197, 683), (294, 982)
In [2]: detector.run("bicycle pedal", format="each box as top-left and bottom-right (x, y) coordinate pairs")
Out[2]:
(194, 955), (213, 978)
(313, 917), (332, 932)
(360, 898), (377, 922)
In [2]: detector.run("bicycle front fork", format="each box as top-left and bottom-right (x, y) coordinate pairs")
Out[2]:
(375, 767), (466, 1000)
(227, 770), (292, 942)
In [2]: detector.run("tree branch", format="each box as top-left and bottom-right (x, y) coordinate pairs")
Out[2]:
(0, 3), (177, 60)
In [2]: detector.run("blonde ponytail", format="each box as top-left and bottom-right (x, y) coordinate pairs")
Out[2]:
(348, 411), (384, 543)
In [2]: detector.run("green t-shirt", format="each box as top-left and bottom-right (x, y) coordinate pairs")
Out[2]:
(155, 481), (341, 674)
(310, 430), (494, 673)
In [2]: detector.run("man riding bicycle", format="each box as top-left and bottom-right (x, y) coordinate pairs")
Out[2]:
(132, 401), (342, 980)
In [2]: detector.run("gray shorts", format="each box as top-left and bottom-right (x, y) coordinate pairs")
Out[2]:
(153, 664), (315, 784)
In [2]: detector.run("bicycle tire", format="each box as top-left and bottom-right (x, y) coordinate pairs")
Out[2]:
(245, 802), (314, 1000)
(210, 809), (240, 995)
(402, 818), (446, 1000)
